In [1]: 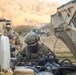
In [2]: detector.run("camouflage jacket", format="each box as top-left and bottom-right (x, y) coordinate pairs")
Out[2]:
(3, 30), (23, 51)
(18, 43), (55, 61)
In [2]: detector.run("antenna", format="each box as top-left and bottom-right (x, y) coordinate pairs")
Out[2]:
(0, 19), (6, 35)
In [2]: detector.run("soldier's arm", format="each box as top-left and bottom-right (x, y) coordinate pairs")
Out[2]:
(17, 47), (27, 62)
(43, 44), (56, 58)
(14, 32), (23, 50)
(17, 47), (26, 57)
(14, 31), (23, 45)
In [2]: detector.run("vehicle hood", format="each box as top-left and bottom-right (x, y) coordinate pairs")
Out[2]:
(51, 0), (76, 58)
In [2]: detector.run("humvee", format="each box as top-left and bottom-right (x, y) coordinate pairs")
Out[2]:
(0, 0), (76, 75)
(51, 0), (76, 59)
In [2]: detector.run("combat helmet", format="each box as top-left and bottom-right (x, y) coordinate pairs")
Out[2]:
(5, 19), (11, 25)
(4, 19), (12, 31)
(24, 31), (40, 45)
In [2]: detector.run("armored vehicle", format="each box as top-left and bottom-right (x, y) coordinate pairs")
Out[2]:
(51, 0), (76, 74)
(51, 0), (76, 59)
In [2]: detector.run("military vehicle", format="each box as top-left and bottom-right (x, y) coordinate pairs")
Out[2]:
(51, 0), (76, 74)
(51, 0), (76, 59)
(0, 0), (76, 75)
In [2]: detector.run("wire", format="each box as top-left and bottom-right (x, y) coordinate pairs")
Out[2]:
(53, 31), (61, 53)
(53, 12), (68, 54)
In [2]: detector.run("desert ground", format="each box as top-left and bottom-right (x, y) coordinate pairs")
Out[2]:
(40, 35), (69, 52)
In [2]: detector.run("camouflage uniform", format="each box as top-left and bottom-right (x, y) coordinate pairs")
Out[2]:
(19, 43), (55, 61)
(3, 19), (23, 57)
(18, 32), (55, 62)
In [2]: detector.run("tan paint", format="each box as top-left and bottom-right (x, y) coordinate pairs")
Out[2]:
(14, 69), (34, 75)
(0, 69), (13, 75)
(51, 1), (76, 59)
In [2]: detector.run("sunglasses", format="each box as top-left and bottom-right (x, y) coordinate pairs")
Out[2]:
(6, 23), (11, 25)
(28, 42), (37, 46)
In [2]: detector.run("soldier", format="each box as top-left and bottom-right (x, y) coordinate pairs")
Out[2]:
(17, 32), (56, 63)
(3, 19), (23, 57)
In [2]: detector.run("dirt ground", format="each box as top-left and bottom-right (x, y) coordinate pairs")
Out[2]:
(40, 35), (69, 52)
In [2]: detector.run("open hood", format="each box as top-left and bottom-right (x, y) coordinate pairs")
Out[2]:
(51, 0), (76, 58)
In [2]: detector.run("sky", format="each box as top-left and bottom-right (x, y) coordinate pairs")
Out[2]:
(40, 0), (71, 4)
(53, 0), (71, 4)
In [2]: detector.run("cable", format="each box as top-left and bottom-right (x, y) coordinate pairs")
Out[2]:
(53, 31), (61, 53)
(53, 12), (68, 54)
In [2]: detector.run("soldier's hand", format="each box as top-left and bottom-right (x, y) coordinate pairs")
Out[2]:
(40, 55), (47, 61)
(17, 54), (24, 62)
(10, 46), (15, 52)
(16, 45), (21, 51)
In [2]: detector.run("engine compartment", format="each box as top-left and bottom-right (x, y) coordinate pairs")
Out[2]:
(11, 56), (76, 75)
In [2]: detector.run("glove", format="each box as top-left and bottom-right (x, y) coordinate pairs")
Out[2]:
(38, 55), (47, 65)
(17, 54), (24, 62)
(40, 55), (47, 61)
(10, 46), (15, 52)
